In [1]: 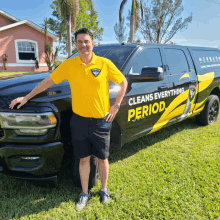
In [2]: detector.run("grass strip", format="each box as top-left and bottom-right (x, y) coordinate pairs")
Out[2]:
(0, 117), (219, 219)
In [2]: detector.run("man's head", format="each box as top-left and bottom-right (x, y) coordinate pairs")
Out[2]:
(75, 28), (94, 56)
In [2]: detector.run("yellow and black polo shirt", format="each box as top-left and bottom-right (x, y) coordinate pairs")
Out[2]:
(50, 52), (125, 118)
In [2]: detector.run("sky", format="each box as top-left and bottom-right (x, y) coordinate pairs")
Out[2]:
(1, 0), (220, 57)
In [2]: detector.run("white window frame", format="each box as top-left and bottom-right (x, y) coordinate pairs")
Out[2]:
(14, 39), (39, 64)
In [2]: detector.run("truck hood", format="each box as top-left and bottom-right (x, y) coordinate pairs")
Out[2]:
(0, 72), (50, 94)
(0, 72), (70, 105)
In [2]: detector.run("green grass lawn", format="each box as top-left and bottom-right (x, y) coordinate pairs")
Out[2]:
(0, 117), (220, 219)
(0, 72), (29, 77)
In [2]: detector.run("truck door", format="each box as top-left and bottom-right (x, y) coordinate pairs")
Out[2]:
(159, 47), (196, 126)
(125, 47), (170, 139)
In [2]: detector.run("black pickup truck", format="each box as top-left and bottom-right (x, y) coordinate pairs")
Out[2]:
(0, 43), (220, 188)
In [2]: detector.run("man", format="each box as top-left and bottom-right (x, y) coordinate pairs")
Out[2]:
(2, 54), (8, 71)
(9, 28), (128, 210)
(34, 57), (39, 71)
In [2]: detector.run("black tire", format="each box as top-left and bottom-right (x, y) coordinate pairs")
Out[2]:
(72, 155), (98, 189)
(196, 94), (219, 125)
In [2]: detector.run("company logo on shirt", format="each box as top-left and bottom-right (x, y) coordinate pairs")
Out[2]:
(91, 68), (101, 77)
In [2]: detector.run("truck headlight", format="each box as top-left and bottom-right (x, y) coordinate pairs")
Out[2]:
(0, 112), (57, 135)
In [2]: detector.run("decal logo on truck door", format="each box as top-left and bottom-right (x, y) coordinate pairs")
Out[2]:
(128, 101), (166, 122)
(127, 87), (185, 122)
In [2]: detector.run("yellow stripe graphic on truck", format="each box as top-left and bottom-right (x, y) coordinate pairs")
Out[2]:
(190, 99), (207, 117)
(189, 72), (214, 115)
(179, 73), (189, 81)
(188, 72), (214, 116)
(194, 99), (207, 111)
(149, 89), (189, 134)
(149, 72), (214, 134)
(197, 72), (214, 93)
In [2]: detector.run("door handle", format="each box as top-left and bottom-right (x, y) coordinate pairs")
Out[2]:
(163, 65), (169, 71)
(158, 85), (168, 90)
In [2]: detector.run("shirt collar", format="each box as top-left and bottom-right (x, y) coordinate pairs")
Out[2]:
(76, 51), (97, 65)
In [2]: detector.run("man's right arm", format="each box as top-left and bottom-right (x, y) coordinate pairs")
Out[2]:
(9, 76), (54, 109)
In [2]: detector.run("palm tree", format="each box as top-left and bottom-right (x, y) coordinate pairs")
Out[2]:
(57, 0), (95, 57)
(119, 0), (143, 43)
(48, 18), (66, 48)
(41, 18), (59, 70)
(40, 18), (50, 45)
(57, 0), (79, 56)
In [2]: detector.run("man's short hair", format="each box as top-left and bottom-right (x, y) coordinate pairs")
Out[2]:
(75, 28), (93, 41)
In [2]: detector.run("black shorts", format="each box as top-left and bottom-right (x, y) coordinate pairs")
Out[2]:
(70, 112), (112, 160)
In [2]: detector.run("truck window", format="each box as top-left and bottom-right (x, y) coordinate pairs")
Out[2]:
(69, 46), (135, 71)
(93, 47), (134, 70)
(132, 48), (163, 74)
(191, 49), (220, 70)
(164, 49), (189, 75)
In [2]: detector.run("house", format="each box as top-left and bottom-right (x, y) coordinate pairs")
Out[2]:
(0, 9), (58, 72)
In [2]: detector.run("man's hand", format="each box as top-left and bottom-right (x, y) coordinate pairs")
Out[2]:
(8, 77), (54, 110)
(104, 78), (128, 122)
(9, 96), (28, 109)
(104, 105), (119, 122)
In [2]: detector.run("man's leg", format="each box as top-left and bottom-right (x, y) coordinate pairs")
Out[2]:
(98, 158), (110, 203)
(79, 155), (91, 194)
(91, 117), (112, 202)
(98, 158), (109, 190)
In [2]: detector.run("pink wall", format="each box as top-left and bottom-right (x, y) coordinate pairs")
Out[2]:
(0, 23), (54, 72)
(1, 66), (49, 72)
(0, 14), (15, 28)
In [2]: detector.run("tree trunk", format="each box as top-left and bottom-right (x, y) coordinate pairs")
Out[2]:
(130, 15), (135, 43)
(130, 0), (135, 43)
(67, 15), (72, 56)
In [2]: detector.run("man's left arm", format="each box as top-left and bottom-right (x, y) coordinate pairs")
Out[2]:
(104, 78), (128, 122)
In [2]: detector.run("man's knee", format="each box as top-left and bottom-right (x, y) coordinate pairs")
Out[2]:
(98, 158), (108, 164)
(80, 156), (91, 166)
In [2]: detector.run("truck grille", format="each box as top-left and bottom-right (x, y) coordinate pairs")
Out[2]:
(0, 125), (4, 139)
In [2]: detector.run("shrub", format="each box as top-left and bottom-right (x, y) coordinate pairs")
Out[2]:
(54, 61), (61, 69)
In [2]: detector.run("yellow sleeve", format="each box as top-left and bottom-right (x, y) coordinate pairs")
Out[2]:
(50, 60), (68, 84)
(107, 59), (125, 84)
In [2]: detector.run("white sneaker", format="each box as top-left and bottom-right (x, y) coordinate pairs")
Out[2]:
(76, 191), (91, 210)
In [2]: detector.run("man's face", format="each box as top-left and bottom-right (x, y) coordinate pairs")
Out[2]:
(75, 33), (94, 56)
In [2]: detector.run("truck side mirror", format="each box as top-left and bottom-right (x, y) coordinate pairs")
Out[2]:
(127, 66), (164, 82)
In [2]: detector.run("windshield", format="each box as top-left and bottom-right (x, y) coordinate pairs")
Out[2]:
(69, 46), (135, 70)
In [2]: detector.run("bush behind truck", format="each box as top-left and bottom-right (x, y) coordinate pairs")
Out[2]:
(0, 43), (220, 188)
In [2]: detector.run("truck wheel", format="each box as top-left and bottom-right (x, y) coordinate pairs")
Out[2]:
(72, 155), (98, 189)
(196, 95), (219, 125)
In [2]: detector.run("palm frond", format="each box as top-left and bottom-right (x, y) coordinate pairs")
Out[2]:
(119, 0), (128, 24)
(140, 0), (143, 20)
